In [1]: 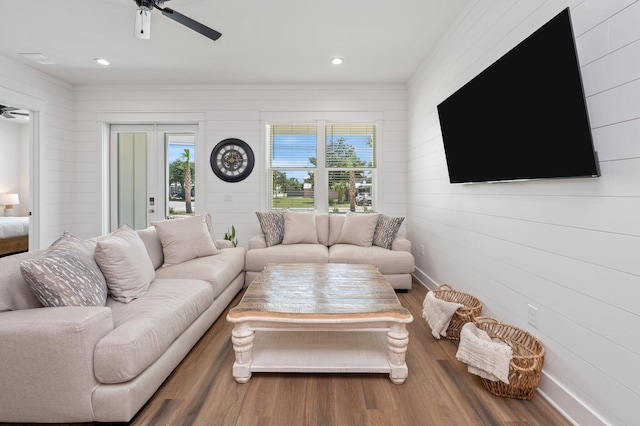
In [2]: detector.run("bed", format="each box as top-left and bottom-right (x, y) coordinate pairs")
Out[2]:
(0, 217), (29, 256)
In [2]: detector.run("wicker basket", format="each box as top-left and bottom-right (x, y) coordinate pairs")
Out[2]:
(432, 284), (482, 340)
(473, 316), (546, 400)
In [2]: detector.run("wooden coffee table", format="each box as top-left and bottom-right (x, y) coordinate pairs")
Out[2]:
(226, 263), (413, 384)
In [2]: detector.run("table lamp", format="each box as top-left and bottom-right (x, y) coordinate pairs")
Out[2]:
(0, 193), (19, 217)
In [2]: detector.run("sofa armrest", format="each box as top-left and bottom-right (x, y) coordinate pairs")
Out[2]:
(0, 307), (113, 423)
(216, 239), (235, 249)
(391, 237), (412, 252)
(247, 234), (267, 250)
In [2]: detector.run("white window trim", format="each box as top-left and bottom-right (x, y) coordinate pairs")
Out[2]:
(263, 113), (381, 213)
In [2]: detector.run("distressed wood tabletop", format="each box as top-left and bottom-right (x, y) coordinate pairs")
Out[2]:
(227, 263), (412, 322)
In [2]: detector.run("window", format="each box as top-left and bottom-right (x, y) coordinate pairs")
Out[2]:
(267, 122), (377, 213)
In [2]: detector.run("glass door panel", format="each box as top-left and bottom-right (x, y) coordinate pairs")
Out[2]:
(110, 124), (197, 231)
(117, 132), (148, 229)
(166, 133), (196, 217)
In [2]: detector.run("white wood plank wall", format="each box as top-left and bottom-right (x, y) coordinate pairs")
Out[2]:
(0, 55), (75, 248)
(73, 84), (408, 246)
(407, 1), (640, 425)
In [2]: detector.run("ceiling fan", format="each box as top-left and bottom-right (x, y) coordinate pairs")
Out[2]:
(0, 105), (29, 120)
(133, 0), (222, 41)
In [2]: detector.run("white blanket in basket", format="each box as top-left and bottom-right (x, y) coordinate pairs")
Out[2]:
(422, 291), (463, 339)
(456, 322), (513, 384)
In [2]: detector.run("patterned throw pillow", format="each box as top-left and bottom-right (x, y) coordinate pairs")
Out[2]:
(255, 211), (284, 246)
(20, 232), (108, 307)
(373, 215), (405, 249)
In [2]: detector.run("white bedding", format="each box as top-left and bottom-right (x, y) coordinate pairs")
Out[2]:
(0, 217), (29, 239)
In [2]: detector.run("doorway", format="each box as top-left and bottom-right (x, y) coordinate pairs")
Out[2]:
(0, 103), (37, 251)
(109, 124), (197, 231)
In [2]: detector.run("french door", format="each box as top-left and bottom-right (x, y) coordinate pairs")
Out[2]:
(109, 124), (197, 231)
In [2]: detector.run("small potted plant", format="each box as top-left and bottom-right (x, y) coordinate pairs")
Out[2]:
(224, 225), (238, 247)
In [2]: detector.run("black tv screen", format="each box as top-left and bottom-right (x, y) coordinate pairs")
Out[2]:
(437, 8), (600, 184)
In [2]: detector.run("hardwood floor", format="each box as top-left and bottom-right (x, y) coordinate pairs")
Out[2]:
(4, 279), (572, 426)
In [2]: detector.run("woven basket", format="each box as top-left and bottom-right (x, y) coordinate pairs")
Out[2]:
(432, 284), (482, 340)
(473, 316), (546, 400)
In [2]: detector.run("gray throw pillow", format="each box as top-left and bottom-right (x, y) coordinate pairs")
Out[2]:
(20, 232), (108, 307)
(256, 211), (284, 246)
(373, 215), (405, 249)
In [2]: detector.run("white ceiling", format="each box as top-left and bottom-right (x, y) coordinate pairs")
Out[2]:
(0, 0), (469, 86)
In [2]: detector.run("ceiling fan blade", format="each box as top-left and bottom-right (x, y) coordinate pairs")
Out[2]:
(160, 7), (222, 41)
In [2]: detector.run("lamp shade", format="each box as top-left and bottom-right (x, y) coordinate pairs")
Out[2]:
(0, 193), (19, 206)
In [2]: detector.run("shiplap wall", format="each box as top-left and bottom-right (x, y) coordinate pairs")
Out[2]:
(407, 1), (640, 425)
(0, 55), (75, 248)
(73, 84), (408, 245)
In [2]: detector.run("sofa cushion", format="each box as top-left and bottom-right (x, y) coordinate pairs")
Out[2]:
(315, 213), (330, 246)
(136, 227), (164, 269)
(337, 212), (380, 247)
(94, 225), (155, 303)
(94, 278), (215, 384)
(245, 244), (329, 272)
(152, 214), (218, 265)
(0, 250), (43, 312)
(328, 244), (415, 275)
(328, 214), (345, 246)
(154, 246), (246, 298)
(20, 232), (108, 307)
(282, 211), (319, 244)
(255, 211), (284, 247)
(373, 215), (405, 250)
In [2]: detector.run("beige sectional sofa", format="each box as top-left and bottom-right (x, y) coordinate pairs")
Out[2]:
(245, 211), (415, 290)
(0, 215), (245, 423)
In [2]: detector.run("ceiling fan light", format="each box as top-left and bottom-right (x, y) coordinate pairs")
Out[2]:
(134, 9), (151, 40)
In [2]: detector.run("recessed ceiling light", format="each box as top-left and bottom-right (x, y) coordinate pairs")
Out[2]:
(95, 58), (110, 66)
(331, 57), (343, 65)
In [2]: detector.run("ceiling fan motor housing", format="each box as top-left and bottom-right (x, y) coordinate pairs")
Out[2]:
(135, 0), (165, 11)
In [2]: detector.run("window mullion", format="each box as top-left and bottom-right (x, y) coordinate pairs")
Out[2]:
(316, 121), (327, 212)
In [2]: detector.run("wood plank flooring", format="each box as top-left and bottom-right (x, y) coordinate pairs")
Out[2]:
(2, 279), (572, 426)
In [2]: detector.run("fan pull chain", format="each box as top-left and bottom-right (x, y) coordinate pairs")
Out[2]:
(139, 10), (145, 34)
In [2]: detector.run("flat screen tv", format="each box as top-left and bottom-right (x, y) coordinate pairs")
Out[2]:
(436, 8), (600, 184)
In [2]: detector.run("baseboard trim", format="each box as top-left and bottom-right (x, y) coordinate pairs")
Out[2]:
(411, 268), (609, 426)
(412, 267), (438, 291)
(537, 372), (608, 426)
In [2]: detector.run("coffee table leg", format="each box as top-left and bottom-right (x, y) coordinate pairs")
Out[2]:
(231, 322), (254, 383)
(387, 324), (409, 384)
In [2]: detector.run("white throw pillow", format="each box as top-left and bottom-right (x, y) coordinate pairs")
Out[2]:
(95, 225), (155, 303)
(282, 211), (319, 244)
(152, 214), (218, 265)
(336, 212), (381, 247)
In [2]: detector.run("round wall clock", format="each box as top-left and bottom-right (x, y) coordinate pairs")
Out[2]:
(210, 138), (255, 182)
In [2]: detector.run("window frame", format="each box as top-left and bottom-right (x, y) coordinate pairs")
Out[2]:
(266, 119), (378, 213)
